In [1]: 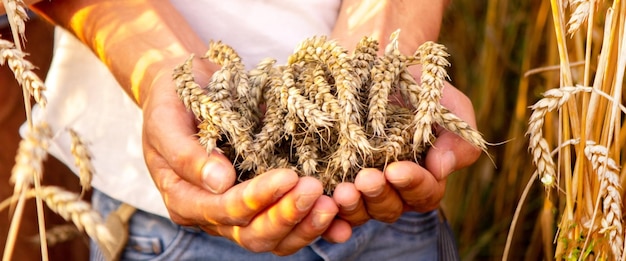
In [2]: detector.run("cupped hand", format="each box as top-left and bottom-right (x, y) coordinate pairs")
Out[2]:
(334, 82), (482, 226)
(138, 66), (351, 255)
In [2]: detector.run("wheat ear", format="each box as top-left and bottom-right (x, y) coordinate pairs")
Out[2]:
(584, 143), (623, 260)
(527, 86), (592, 186)
(411, 41), (450, 150)
(37, 186), (115, 249)
(10, 123), (51, 197)
(0, 38), (47, 107)
(68, 129), (94, 198)
(437, 107), (488, 152)
(567, 0), (591, 35)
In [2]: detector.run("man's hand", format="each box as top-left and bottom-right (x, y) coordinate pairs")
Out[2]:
(334, 82), (481, 225)
(140, 72), (352, 255)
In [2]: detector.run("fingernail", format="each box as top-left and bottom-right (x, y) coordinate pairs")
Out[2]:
(313, 211), (335, 229)
(296, 194), (318, 211)
(274, 183), (296, 200)
(273, 172), (298, 199)
(340, 202), (359, 212)
(202, 161), (227, 193)
(388, 174), (412, 188)
(361, 186), (383, 197)
(439, 151), (456, 180)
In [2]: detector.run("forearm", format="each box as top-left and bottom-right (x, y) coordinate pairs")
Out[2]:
(332, 0), (448, 55)
(31, 0), (218, 106)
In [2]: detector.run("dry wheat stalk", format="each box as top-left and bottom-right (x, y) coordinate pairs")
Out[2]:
(584, 142), (623, 260)
(4, 123), (50, 261)
(0, 38), (47, 107)
(68, 129), (94, 198)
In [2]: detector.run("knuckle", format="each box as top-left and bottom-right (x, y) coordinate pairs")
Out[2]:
(373, 211), (401, 223)
(215, 215), (251, 227)
(168, 211), (193, 226)
(240, 238), (275, 253)
(347, 216), (370, 227)
(275, 213), (303, 227)
(168, 147), (194, 171)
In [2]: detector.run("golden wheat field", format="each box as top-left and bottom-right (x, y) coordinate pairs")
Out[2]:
(1, 0), (625, 260)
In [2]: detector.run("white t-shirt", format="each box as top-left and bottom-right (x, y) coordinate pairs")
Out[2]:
(29, 0), (340, 218)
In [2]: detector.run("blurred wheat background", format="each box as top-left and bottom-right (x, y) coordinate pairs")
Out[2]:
(2, 0), (625, 260)
(442, 0), (625, 260)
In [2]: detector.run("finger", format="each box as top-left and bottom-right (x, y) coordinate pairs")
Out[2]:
(146, 153), (298, 227)
(384, 161), (444, 212)
(216, 177), (324, 253)
(142, 81), (236, 193)
(354, 168), (404, 223)
(428, 82), (481, 180)
(272, 196), (338, 256)
(333, 182), (370, 226)
(440, 82), (477, 128)
(321, 218), (352, 243)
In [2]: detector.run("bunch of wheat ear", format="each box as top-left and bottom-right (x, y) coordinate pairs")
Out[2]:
(174, 31), (487, 193)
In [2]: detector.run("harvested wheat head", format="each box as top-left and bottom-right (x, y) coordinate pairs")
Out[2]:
(173, 31), (487, 194)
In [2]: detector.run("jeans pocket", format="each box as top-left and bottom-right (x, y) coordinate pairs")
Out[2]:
(123, 235), (163, 260)
(121, 212), (197, 261)
(348, 211), (439, 261)
(90, 189), (197, 261)
(387, 210), (438, 238)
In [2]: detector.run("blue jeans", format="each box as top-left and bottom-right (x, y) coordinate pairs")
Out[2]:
(90, 189), (443, 261)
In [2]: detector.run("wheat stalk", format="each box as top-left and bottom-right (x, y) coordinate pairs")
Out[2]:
(5, 120), (49, 261)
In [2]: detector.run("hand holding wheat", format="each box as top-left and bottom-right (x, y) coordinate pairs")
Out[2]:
(171, 32), (485, 228)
